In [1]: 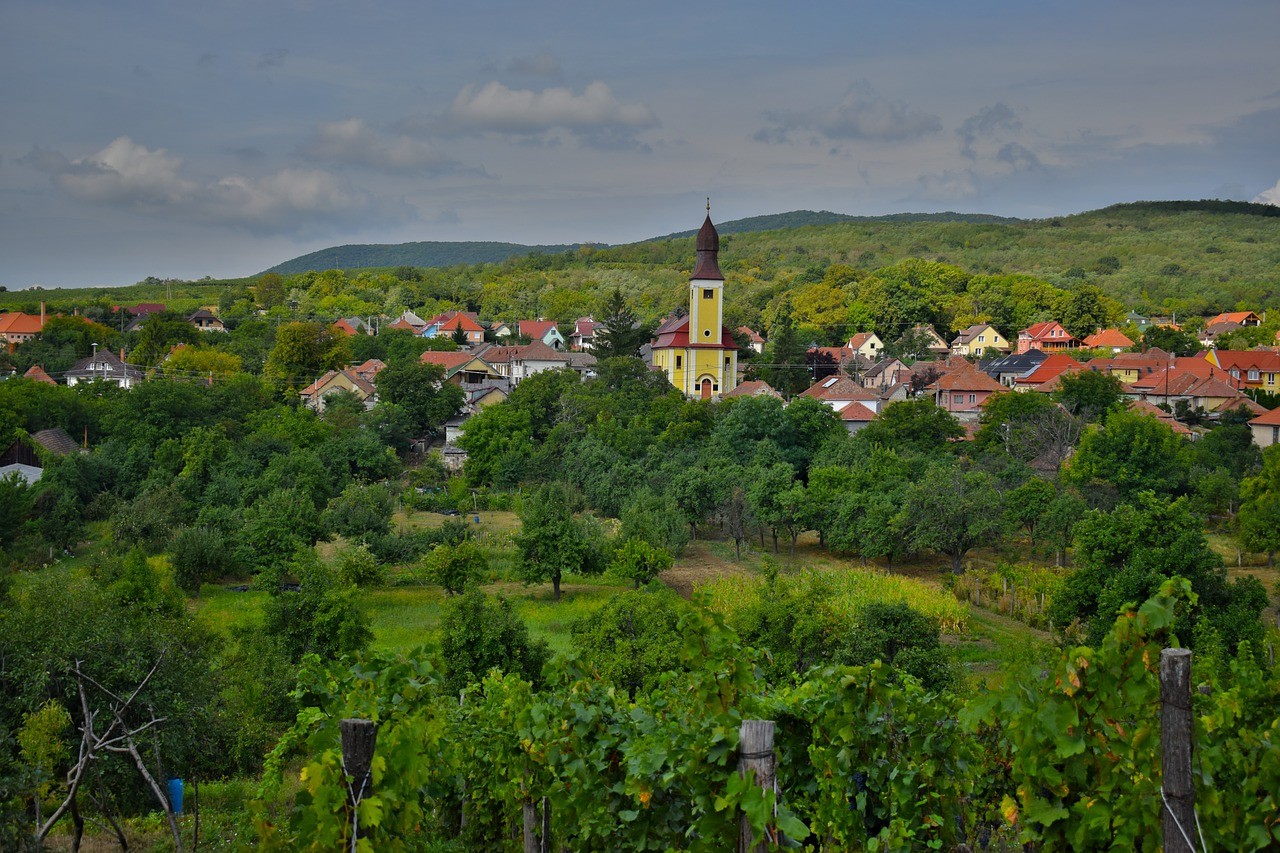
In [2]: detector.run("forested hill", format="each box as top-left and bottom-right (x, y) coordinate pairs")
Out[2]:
(265, 210), (1024, 274)
(647, 209), (1021, 241)
(265, 241), (584, 275)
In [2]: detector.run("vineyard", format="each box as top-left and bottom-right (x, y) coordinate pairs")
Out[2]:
(253, 580), (1280, 851)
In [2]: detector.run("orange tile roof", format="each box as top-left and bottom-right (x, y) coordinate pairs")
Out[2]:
(837, 401), (877, 421)
(419, 350), (476, 370)
(1207, 311), (1260, 326)
(1083, 329), (1134, 349)
(800, 375), (879, 402)
(0, 312), (45, 335)
(1250, 406), (1280, 426)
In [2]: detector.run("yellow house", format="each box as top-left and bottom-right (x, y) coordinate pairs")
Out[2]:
(950, 324), (1010, 357)
(652, 212), (739, 399)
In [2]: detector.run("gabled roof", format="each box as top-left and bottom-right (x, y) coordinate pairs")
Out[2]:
(801, 375), (879, 402)
(737, 326), (765, 344)
(1208, 349), (1280, 372)
(1127, 400), (1194, 436)
(1083, 329), (1134, 349)
(951, 323), (1002, 346)
(188, 308), (219, 321)
(846, 332), (880, 350)
(66, 350), (143, 379)
(1021, 320), (1075, 341)
(1014, 353), (1082, 386)
(352, 358), (386, 379)
(420, 350), (484, 373)
(864, 358), (906, 380)
(125, 303), (166, 316)
(436, 312), (484, 333)
(0, 312), (45, 335)
(927, 364), (1005, 393)
(477, 341), (570, 365)
(984, 350), (1048, 376)
(573, 318), (602, 337)
(519, 320), (560, 340)
(22, 365), (57, 385)
(385, 318), (419, 333)
(32, 427), (80, 455)
(1250, 406), (1280, 427)
(331, 318), (362, 336)
(1207, 311), (1261, 326)
(300, 369), (376, 398)
(836, 401), (877, 422)
(723, 379), (782, 399)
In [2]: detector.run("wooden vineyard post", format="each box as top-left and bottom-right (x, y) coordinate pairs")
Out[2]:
(340, 718), (377, 851)
(1160, 649), (1195, 853)
(738, 719), (776, 853)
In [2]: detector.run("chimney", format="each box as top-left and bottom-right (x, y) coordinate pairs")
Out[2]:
(120, 347), (127, 363)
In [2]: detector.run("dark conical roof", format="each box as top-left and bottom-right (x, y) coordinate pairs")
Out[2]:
(692, 214), (723, 280)
(696, 214), (719, 252)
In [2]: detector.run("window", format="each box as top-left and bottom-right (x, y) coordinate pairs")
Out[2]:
(703, 289), (714, 299)
(724, 357), (731, 366)
(1248, 369), (1260, 381)
(675, 355), (682, 368)
(978, 335), (985, 342)
(969, 394), (976, 403)
(713, 384), (719, 391)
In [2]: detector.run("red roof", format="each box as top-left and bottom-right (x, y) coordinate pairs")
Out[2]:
(1207, 311), (1260, 326)
(1127, 400), (1194, 436)
(801, 375), (879, 402)
(928, 365), (1005, 393)
(519, 320), (559, 340)
(420, 350), (476, 370)
(723, 379), (781, 399)
(847, 332), (878, 350)
(23, 365), (56, 385)
(0, 312), (45, 335)
(1015, 354), (1082, 386)
(738, 326), (764, 344)
(652, 316), (737, 350)
(1209, 350), (1280, 372)
(1083, 329), (1134, 349)
(1021, 321), (1075, 342)
(331, 318), (360, 336)
(837, 401), (877, 421)
(437, 312), (484, 333)
(1251, 406), (1280, 426)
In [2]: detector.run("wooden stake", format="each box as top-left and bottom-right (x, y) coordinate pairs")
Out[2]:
(340, 718), (377, 847)
(738, 720), (776, 853)
(1160, 649), (1195, 853)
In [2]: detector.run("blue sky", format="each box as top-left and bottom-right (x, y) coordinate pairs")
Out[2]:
(2, 0), (1278, 288)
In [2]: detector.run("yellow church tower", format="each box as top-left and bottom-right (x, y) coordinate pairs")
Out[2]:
(652, 208), (739, 399)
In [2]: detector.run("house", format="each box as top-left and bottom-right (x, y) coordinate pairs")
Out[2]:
(800, 375), (882, 413)
(1088, 349), (1172, 385)
(1016, 321), (1077, 354)
(1199, 322), (1245, 348)
(1013, 354), (1083, 390)
(862, 358), (910, 391)
(1248, 406), (1280, 449)
(1204, 349), (1280, 394)
(650, 213), (740, 399)
(22, 365), (57, 386)
(0, 309), (46, 346)
(419, 350), (505, 386)
(925, 364), (1005, 418)
(569, 318), (603, 351)
(950, 324), (1011, 357)
(845, 332), (884, 360)
(518, 320), (566, 350)
(430, 311), (486, 345)
(187, 309), (226, 332)
(387, 310), (429, 336)
(299, 369), (377, 412)
(722, 379), (782, 399)
(563, 350), (598, 379)
(838, 402), (877, 434)
(488, 321), (514, 339)
(1125, 310), (1152, 332)
(352, 359), (387, 384)
(1127, 400), (1194, 438)
(65, 350), (143, 389)
(474, 341), (570, 386)
(1082, 328), (1134, 353)
(1127, 368), (1255, 416)
(737, 327), (766, 354)
(0, 427), (80, 485)
(1207, 311), (1262, 328)
(908, 323), (951, 357)
(332, 317), (374, 336)
(983, 350), (1048, 387)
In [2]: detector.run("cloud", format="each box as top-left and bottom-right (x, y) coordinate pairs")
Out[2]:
(447, 80), (659, 143)
(25, 136), (411, 236)
(298, 118), (460, 173)
(916, 169), (979, 200)
(257, 48), (288, 69)
(996, 142), (1041, 171)
(958, 103), (1019, 158)
(506, 53), (562, 79)
(756, 82), (941, 145)
(1254, 178), (1280, 206)
(226, 146), (266, 163)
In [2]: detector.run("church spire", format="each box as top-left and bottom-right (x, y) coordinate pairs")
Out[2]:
(692, 207), (722, 281)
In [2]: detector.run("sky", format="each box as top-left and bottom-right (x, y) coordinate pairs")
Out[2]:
(2, 0), (1279, 289)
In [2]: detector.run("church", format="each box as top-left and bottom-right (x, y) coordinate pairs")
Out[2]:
(651, 211), (739, 399)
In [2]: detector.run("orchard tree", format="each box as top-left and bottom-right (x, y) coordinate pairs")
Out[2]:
(513, 483), (605, 600)
(903, 460), (1004, 573)
(421, 540), (488, 595)
(438, 590), (548, 693)
(263, 322), (350, 390)
(1239, 445), (1280, 565)
(1066, 408), (1191, 499)
(609, 537), (674, 589)
(858, 397), (963, 454)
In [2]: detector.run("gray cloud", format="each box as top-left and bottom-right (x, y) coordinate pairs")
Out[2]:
(26, 136), (412, 236)
(446, 80), (659, 146)
(298, 118), (460, 173)
(1254, 178), (1280, 206)
(226, 146), (266, 163)
(997, 142), (1041, 171)
(257, 48), (288, 69)
(506, 53), (562, 79)
(958, 103), (1019, 158)
(756, 83), (941, 145)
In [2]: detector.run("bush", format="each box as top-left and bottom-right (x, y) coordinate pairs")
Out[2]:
(170, 525), (228, 594)
(420, 540), (488, 595)
(569, 588), (689, 696)
(333, 544), (386, 587)
(438, 590), (548, 693)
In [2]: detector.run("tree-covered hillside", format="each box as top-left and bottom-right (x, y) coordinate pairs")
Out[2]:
(265, 241), (585, 276)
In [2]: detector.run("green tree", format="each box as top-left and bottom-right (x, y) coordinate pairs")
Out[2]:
(1005, 477), (1056, 546)
(1057, 285), (1116, 339)
(169, 526), (227, 594)
(323, 482), (394, 544)
(438, 590), (548, 693)
(592, 288), (650, 359)
(569, 588), (688, 695)
(609, 537), (674, 589)
(1137, 325), (1201, 356)
(758, 307), (810, 398)
(842, 603), (957, 691)
(262, 552), (371, 662)
(1055, 369), (1124, 422)
(263, 322), (351, 390)
(421, 540), (488, 595)
(857, 398), (963, 454)
(902, 461), (1004, 573)
(1066, 408), (1191, 499)
(513, 483), (605, 600)
(1238, 445), (1280, 565)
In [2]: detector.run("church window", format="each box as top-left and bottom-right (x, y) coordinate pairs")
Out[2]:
(675, 355), (682, 368)
(725, 357), (731, 366)
(704, 329), (711, 337)
(703, 289), (714, 299)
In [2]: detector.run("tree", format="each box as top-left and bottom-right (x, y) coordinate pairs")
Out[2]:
(609, 537), (674, 588)
(618, 490), (690, 556)
(1005, 477), (1056, 546)
(592, 288), (650, 359)
(841, 603), (956, 691)
(263, 322), (351, 390)
(262, 552), (371, 662)
(1057, 285), (1116, 339)
(513, 483), (605, 600)
(857, 398), (963, 454)
(169, 526), (227, 594)
(1137, 326), (1201, 356)
(569, 588), (688, 696)
(421, 540), (488, 595)
(438, 590), (548, 693)
(1055, 370), (1124, 422)
(1066, 408), (1191, 499)
(902, 461), (1004, 573)
(1238, 445), (1280, 565)
(758, 307), (810, 398)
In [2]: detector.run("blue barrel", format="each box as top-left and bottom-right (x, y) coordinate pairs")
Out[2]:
(167, 778), (184, 814)
(474, 515), (481, 523)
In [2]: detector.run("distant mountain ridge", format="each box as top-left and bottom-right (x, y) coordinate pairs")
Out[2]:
(261, 201), (1279, 275)
(264, 210), (1026, 274)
